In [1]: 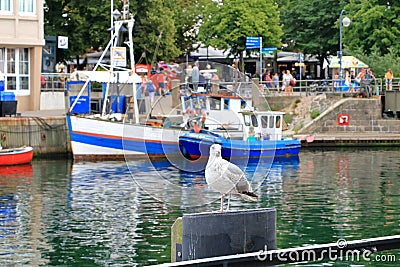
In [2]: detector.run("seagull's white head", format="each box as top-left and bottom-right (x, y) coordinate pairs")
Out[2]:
(209, 144), (222, 158)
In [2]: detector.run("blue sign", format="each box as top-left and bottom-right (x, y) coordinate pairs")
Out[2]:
(69, 96), (90, 114)
(246, 37), (261, 49)
(262, 47), (277, 55)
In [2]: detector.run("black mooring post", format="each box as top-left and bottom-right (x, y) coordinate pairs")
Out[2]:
(180, 208), (276, 261)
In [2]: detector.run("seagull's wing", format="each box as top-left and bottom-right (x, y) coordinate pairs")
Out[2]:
(221, 158), (257, 200)
(220, 158), (249, 191)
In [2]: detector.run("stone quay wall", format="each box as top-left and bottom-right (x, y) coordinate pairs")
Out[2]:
(298, 97), (400, 134)
(0, 116), (70, 156)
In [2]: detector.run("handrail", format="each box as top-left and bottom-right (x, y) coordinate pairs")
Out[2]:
(259, 77), (385, 96)
(41, 72), (393, 97)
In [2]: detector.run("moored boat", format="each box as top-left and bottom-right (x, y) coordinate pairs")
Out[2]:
(67, 91), (255, 160)
(66, 2), (274, 161)
(179, 111), (301, 161)
(0, 146), (34, 166)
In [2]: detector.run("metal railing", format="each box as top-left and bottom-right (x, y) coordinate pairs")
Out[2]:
(259, 78), (385, 97)
(41, 73), (394, 98)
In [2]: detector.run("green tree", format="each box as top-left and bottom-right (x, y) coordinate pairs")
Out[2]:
(45, 0), (182, 66)
(197, 0), (282, 59)
(344, 0), (400, 56)
(281, 0), (343, 66)
(44, 0), (113, 66)
(131, 0), (181, 65)
(165, 0), (207, 58)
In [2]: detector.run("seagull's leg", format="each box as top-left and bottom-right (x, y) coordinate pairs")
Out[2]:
(220, 194), (225, 212)
(227, 194), (231, 211)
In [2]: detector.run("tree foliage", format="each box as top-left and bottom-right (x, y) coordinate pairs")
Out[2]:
(280, 0), (343, 63)
(131, 0), (180, 65)
(197, 0), (282, 57)
(344, 0), (400, 56)
(43, 0), (400, 77)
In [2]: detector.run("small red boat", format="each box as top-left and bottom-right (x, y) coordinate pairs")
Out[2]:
(0, 146), (34, 166)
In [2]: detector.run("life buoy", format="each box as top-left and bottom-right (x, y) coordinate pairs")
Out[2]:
(185, 109), (196, 116)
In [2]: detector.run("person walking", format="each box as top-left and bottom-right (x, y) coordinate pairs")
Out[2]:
(385, 69), (393, 91)
(272, 72), (279, 92)
(362, 68), (374, 98)
(145, 78), (156, 106)
(191, 61), (199, 92)
(283, 70), (293, 96)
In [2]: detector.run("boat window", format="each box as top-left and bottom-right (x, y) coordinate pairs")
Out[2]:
(240, 100), (246, 110)
(210, 98), (221, 110)
(224, 99), (229, 110)
(251, 114), (258, 127)
(269, 115), (274, 128)
(276, 116), (281, 128)
(198, 97), (207, 109)
(243, 114), (251, 126)
(261, 116), (268, 128)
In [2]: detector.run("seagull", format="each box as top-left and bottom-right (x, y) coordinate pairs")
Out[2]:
(205, 144), (258, 212)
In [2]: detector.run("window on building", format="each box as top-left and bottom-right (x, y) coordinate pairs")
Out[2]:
(0, 48), (30, 94)
(19, 0), (35, 13)
(0, 0), (12, 12)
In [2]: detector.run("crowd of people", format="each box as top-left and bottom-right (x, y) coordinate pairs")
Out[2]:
(257, 67), (396, 98)
(254, 69), (297, 96)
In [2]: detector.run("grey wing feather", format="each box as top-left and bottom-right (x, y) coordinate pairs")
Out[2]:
(221, 158), (251, 192)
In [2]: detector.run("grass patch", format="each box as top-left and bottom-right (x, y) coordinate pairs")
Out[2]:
(284, 113), (293, 124)
(310, 109), (321, 119)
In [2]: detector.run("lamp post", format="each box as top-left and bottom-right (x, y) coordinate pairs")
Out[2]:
(339, 10), (351, 89)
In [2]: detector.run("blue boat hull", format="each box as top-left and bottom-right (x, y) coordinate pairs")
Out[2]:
(179, 131), (301, 161)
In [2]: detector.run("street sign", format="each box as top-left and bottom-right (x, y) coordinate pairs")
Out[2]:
(58, 36), (68, 49)
(298, 53), (304, 62)
(246, 37), (261, 49)
(262, 47), (277, 55)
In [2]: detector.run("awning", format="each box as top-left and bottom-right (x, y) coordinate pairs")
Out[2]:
(76, 70), (142, 83)
(329, 56), (368, 69)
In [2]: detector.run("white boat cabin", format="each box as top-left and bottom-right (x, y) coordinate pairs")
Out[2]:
(240, 111), (284, 141)
(181, 94), (253, 131)
(180, 94), (284, 141)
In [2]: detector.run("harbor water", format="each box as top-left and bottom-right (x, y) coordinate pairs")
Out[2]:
(1, 148), (400, 266)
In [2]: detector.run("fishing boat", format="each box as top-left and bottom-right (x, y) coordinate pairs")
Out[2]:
(66, 3), (258, 160)
(179, 111), (301, 161)
(0, 146), (34, 166)
(67, 88), (255, 160)
(66, 2), (285, 161)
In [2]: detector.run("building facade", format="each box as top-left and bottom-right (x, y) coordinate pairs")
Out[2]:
(0, 0), (44, 111)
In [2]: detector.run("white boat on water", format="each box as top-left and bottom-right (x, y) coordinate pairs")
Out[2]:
(67, 89), (257, 160)
(66, 3), (281, 161)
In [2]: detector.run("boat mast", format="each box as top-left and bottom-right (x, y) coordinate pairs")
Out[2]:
(70, 0), (139, 121)
(127, 19), (139, 124)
